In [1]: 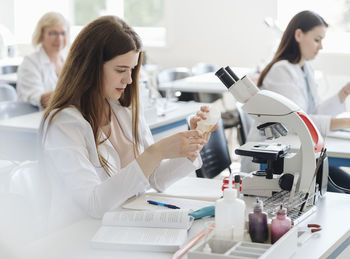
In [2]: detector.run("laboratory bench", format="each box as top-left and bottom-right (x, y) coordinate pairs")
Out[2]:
(10, 177), (350, 259)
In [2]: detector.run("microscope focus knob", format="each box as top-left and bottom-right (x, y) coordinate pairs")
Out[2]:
(279, 173), (294, 191)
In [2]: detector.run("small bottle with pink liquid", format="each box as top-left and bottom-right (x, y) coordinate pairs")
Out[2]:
(271, 204), (291, 244)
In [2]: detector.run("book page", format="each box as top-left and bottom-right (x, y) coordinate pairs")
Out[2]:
(91, 226), (188, 252)
(102, 209), (193, 230)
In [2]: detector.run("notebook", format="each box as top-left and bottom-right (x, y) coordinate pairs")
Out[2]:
(91, 209), (193, 252)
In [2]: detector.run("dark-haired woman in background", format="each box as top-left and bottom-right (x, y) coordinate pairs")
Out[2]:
(244, 10), (350, 193)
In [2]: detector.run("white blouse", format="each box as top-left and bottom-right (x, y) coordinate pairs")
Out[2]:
(17, 47), (62, 107)
(40, 100), (201, 230)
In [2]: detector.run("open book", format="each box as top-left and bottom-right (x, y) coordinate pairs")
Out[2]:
(91, 209), (193, 252)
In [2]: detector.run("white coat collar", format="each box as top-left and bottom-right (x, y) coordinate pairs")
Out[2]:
(38, 46), (53, 65)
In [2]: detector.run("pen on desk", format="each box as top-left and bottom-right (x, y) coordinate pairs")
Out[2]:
(147, 200), (181, 209)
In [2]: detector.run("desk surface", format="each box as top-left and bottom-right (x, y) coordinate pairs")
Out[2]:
(158, 67), (253, 94)
(13, 182), (350, 259)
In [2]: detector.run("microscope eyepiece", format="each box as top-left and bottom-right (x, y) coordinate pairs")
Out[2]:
(215, 67), (235, 89)
(225, 66), (240, 81)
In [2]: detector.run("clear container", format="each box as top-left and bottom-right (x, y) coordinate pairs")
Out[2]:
(196, 106), (220, 133)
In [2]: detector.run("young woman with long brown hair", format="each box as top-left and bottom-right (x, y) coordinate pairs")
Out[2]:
(245, 11), (350, 193)
(40, 16), (214, 229)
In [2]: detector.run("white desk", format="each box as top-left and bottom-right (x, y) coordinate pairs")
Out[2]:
(158, 68), (253, 94)
(0, 73), (17, 85)
(12, 185), (350, 259)
(0, 101), (204, 161)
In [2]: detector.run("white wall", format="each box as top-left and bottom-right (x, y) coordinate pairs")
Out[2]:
(144, 0), (278, 69)
(0, 0), (15, 32)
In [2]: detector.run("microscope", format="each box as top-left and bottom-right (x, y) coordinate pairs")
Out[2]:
(215, 67), (328, 198)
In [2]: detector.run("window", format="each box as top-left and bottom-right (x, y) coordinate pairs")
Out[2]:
(73, 0), (166, 47)
(277, 0), (350, 53)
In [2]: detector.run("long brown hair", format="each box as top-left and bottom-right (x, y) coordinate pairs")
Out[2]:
(43, 16), (143, 176)
(257, 11), (328, 87)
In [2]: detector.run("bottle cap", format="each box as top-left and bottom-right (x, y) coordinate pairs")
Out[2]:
(277, 204), (287, 215)
(223, 188), (237, 201)
(253, 197), (263, 212)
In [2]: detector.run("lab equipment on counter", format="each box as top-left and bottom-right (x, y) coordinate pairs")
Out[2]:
(215, 66), (328, 200)
(248, 198), (268, 243)
(196, 105), (220, 133)
(271, 205), (291, 244)
(215, 174), (246, 241)
(297, 223), (321, 246)
(221, 175), (242, 195)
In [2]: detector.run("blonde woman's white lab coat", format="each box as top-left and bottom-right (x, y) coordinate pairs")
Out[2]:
(40, 101), (201, 230)
(17, 46), (62, 107)
(241, 60), (345, 173)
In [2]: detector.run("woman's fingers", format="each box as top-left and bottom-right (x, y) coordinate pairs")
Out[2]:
(200, 105), (210, 112)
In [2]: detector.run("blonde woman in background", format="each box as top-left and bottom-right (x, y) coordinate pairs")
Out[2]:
(17, 12), (69, 108)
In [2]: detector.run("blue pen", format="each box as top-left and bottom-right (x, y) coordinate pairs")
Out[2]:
(147, 200), (180, 209)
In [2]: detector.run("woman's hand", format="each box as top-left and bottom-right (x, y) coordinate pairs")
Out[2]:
(338, 82), (350, 103)
(154, 130), (206, 161)
(40, 91), (53, 108)
(137, 130), (206, 178)
(190, 106), (209, 130)
(190, 105), (219, 143)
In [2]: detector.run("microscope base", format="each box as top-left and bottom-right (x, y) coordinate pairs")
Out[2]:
(241, 172), (281, 197)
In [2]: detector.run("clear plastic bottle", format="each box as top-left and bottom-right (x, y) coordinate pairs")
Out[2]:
(248, 198), (268, 243)
(196, 106), (220, 133)
(215, 186), (246, 241)
(271, 204), (291, 244)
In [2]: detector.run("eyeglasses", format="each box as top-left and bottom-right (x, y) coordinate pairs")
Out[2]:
(47, 31), (66, 38)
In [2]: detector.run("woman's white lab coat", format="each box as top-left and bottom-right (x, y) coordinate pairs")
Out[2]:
(40, 100), (201, 230)
(17, 46), (62, 107)
(241, 60), (345, 173)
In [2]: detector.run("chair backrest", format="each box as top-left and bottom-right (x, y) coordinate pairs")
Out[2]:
(196, 118), (232, 178)
(0, 83), (17, 102)
(0, 101), (39, 120)
(191, 63), (217, 75)
(1, 65), (18, 75)
(236, 102), (253, 145)
(8, 161), (50, 240)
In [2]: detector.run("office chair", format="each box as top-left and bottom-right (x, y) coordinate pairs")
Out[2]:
(196, 118), (232, 178)
(0, 83), (17, 102)
(236, 102), (253, 145)
(8, 161), (50, 240)
(1, 65), (18, 75)
(157, 67), (197, 101)
(0, 101), (39, 120)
